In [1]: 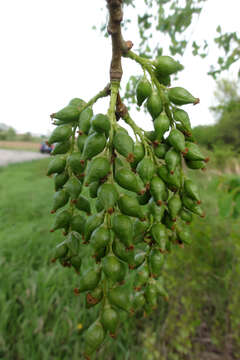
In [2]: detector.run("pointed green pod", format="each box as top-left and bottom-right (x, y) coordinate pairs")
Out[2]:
(90, 224), (110, 254)
(168, 194), (182, 221)
(78, 267), (101, 292)
(115, 167), (145, 194)
(86, 285), (103, 308)
(54, 171), (69, 191)
(151, 223), (168, 251)
(97, 183), (118, 213)
(51, 105), (80, 123)
(108, 286), (132, 312)
(133, 248), (146, 269)
(173, 108), (192, 134)
(167, 128), (188, 154)
(136, 157), (155, 187)
(154, 143), (169, 159)
(154, 55), (183, 75)
(112, 214), (134, 249)
(145, 282), (158, 309)
(184, 142), (207, 161)
(134, 262), (149, 290)
(64, 176), (82, 200)
(168, 87), (199, 106)
(165, 147), (181, 174)
(75, 195), (91, 214)
(69, 98), (86, 109)
(154, 113), (170, 142)
(82, 132), (106, 161)
(157, 164), (181, 190)
(185, 159), (206, 170)
(133, 219), (149, 243)
(85, 156), (110, 185)
(149, 250), (165, 278)
(113, 128), (134, 162)
(51, 140), (71, 155)
(154, 69), (171, 86)
(68, 152), (85, 175)
(91, 113), (111, 137)
(112, 238), (134, 265)
(89, 181), (99, 198)
(95, 198), (104, 213)
(176, 227), (192, 245)
(133, 292), (146, 310)
(84, 211), (105, 242)
(114, 156), (131, 172)
(179, 209), (193, 223)
(77, 133), (88, 152)
(78, 107), (93, 134)
(102, 254), (125, 283)
(150, 176), (168, 206)
(70, 214), (86, 234)
(137, 190), (151, 205)
(184, 179), (201, 203)
(101, 306), (119, 337)
(48, 125), (72, 145)
(163, 211), (176, 230)
(70, 255), (82, 272)
(50, 209), (71, 232)
(148, 198), (166, 222)
(84, 321), (105, 357)
(146, 89), (163, 119)
(53, 243), (68, 260)
(136, 76), (152, 106)
(51, 190), (69, 213)
(118, 194), (146, 220)
(182, 195), (204, 217)
(47, 155), (66, 176)
(131, 141), (145, 167)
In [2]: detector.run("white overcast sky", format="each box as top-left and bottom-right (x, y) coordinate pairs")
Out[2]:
(0, 0), (239, 135)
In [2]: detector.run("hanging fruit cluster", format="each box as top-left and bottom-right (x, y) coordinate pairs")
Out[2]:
(47, 50), (208, 358)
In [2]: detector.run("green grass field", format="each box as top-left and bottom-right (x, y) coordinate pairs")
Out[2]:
(0, 159), (239, 360)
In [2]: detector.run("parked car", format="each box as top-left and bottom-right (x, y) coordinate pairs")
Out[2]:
(40, 142), (53, 154)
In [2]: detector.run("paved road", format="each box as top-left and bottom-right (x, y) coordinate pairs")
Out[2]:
(0, 149), (49, 166)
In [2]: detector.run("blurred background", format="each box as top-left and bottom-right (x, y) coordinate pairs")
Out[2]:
(0, 1), (239, 359)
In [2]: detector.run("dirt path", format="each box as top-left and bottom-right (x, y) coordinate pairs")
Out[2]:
(0, 149), (48, 166)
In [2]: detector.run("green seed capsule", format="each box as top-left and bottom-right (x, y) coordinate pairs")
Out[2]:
(154, 70), (171, 86)
(82, 132), (106, 161)
(184, 142), (207, 161)
(167, 128), (188, 154)
(154, 113), (170, 142)
(176, 227), (192, 245)
(97, 183), (118, 213)
(50, 209), (71, 232)
(112, 214), (134, 249)
(154, 143), (169, 159)
(91, 113), (110, 137)
(86, 285), (103, 308)
(78, 107), (93, 134)
(103, 254), (125, 283)
(118, 194), (146, 220)
(84, 321), (105, 357)
(53, 243), (68, 260)
(150, 176), (168, 206)
(112, 238), (135, 265)
(133, 219), (149, 242)
(77, 133), (88, 152)
(90, 224), (110, 254)
(75, 195), (91, 214)
(70, 255), (82, 272)
(185, 159), (206, 170)
(157, 164), (181, 190)
(51, 190), (69, 213)
(145, 282), (158, 309)
(68, 152), (85, 175)
(148, 198), (166, 222)
(149, 250), (165, 278)
(163, 211), (176, 230)
(184, 179), (201, 203)
(47, 156), (66, 176)
(70, 214), (86, 234)
(133, 291), (146, 310)
(95, 198), (104, 213)
(168, 194), (182, 220)
(85, 156), (110, 185)
(151, 223), (168, 251)
(154, 55), (183, 75)
(54, 171), (69, 191)
(108, 286), (132, 312)
(165, 148), (181, 174)
(89, 181), (99, 198)
(179, 209), (193, 223)
(64, 176), (82, 200)
(144, 130), (157, 142)
(131, 141), (145, 167)
(146, 89), (163, 119)
(137, 190), (151, 205)
(115, 167), (145, 194)
(136, 76), (152, 106)
(51, 140), (71, 155)
(51, 105), (80, 123)
(136, 157), (155, 187)
(113, 128), (134, 162)
(84, 211), (105, 242)
(134, 262), (149, 290)
(173, 108), (192, 134)
(48, 125), (72, 145)
(78, 267), (101, 292)
(168, 87), (199, 106)
(69, 98), (86, 109)
(182, 195), (204, 217)
(101, 306), (119, 337)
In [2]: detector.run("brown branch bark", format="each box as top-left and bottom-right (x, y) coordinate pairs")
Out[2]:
(106, 0), (132, 82)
